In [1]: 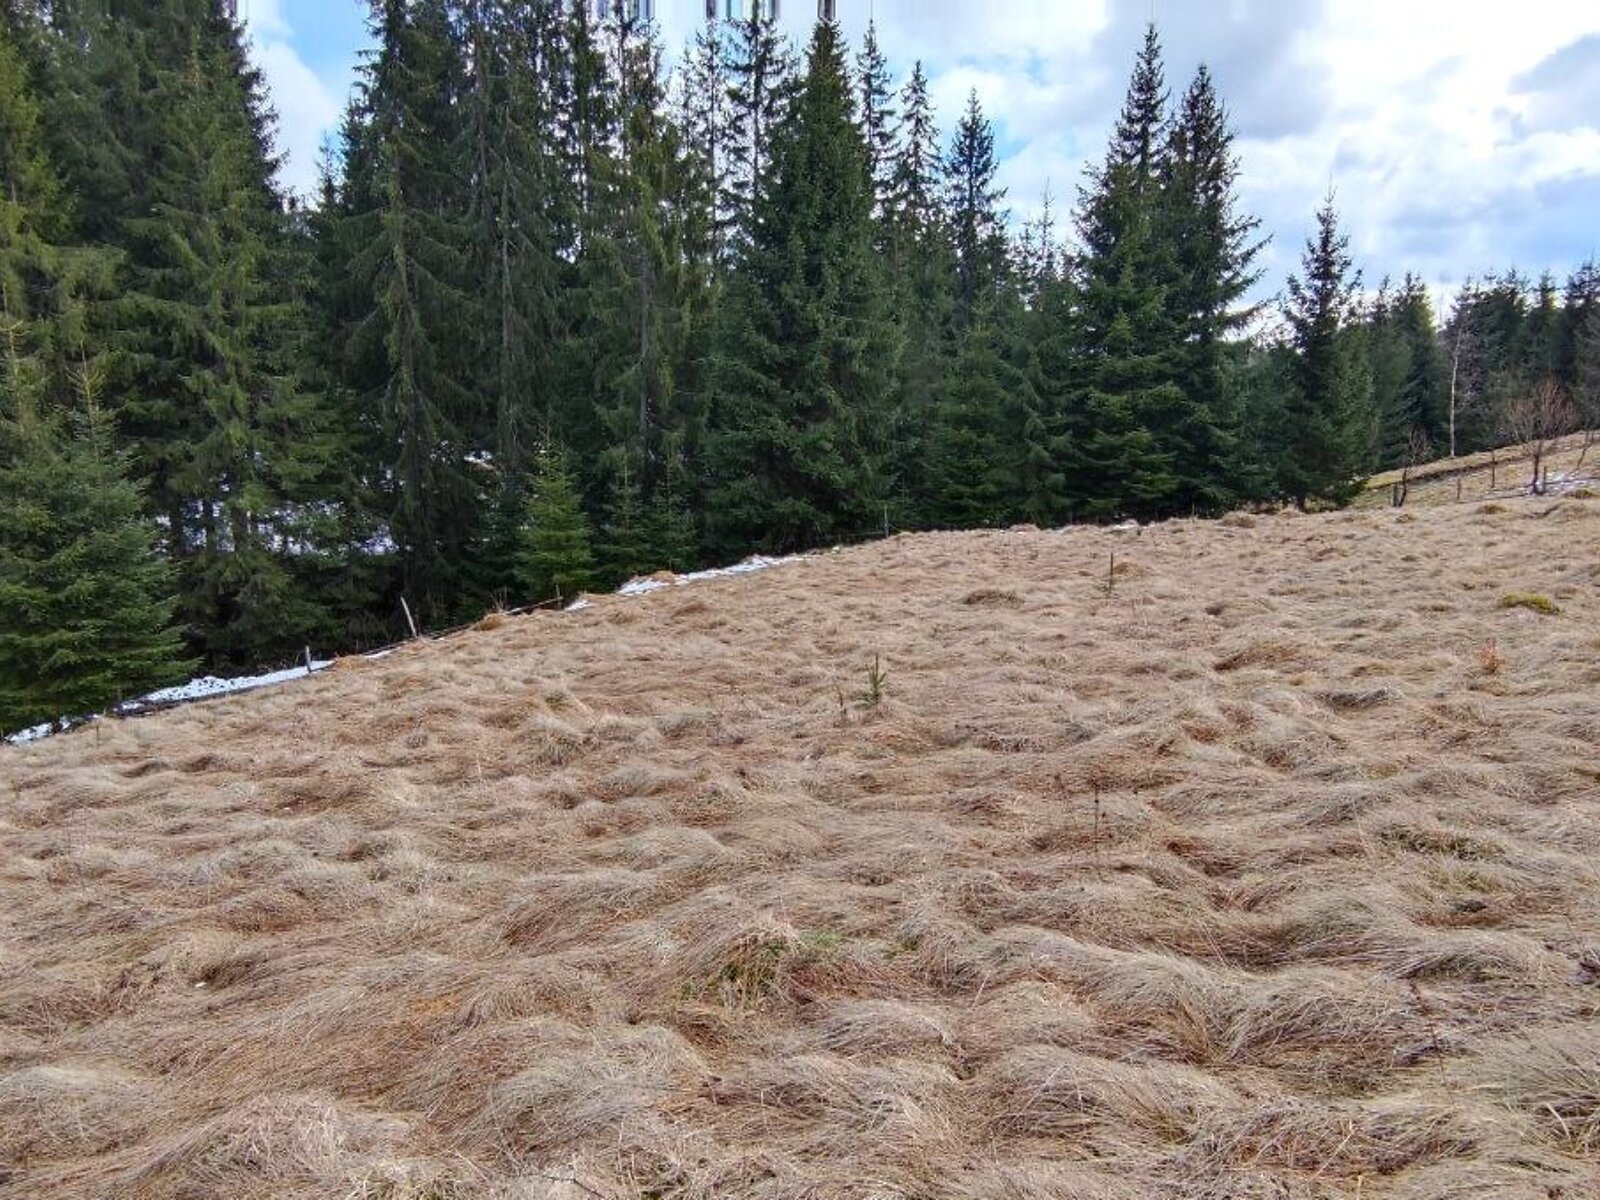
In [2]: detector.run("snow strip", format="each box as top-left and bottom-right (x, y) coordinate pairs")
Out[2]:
(617, 553), (803, 596)
(6, 553), (810, 746)
(136, 661), (335, 707)
(4, 660), (335, 746)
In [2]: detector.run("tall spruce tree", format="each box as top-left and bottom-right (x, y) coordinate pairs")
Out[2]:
(924, 294), (1037, 529)
(563, 14), (692, 509)
(1557, 260), (1599, 388)
(706, 18), (895, 553)
(1069, 25), (1182, 518)
(458, 0), (564, 475)
(1281, 195), (1367, 508)
(881, 59), (952, 525)
(31, 1), (338, 664)
(942, 90), (1009, 331)
(721, 5), (795, 250)
(1365, 274), (1446, 467)
(855, 20), (895, 217)
(1160, 64), (1263, 511)
(676, 21), (731, 270)
(332, 0), (479, 626)
(1574, 304), (1600, 438)
(0, 11), (97, 401)
(0, 8), (186, 727)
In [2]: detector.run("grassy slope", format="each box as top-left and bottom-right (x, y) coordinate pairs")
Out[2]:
(1354, 430), (1598, 510)
(2, 497), (1599, 1199)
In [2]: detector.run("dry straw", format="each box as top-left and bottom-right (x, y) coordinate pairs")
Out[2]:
(2, 495), (1598, 1198)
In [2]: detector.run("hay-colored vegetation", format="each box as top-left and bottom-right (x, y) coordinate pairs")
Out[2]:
(1355, 430), (1598, 510)
(3, 496), (1599, 1199)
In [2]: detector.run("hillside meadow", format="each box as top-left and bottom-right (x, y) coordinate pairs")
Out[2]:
(2, 496), (1599, 1198)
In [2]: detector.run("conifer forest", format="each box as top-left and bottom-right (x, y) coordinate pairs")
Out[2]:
(2, 1), (1598, 730)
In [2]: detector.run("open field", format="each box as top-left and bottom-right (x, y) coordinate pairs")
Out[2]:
(1353, 431), (1599, 511)
(3, 497), (1600, 1198)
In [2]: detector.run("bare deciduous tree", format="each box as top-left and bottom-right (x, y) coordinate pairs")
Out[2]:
(1393, 427), (1432, 507)
(1501, 378), (1576, 494)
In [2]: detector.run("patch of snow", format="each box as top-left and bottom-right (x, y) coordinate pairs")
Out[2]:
(5, 660), (332, 747)
(134, 661), (333, 708)
(618, 554), (805, 597)
(7, 552), (812, 747)
(617, 577), (670, 596)
(1539, 471), (1598, 497)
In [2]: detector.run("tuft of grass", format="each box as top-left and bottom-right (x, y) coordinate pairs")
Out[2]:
(1499, 592), (1560, 615)
(1476, 639), (1504, 675)
(1478, 502), (1507, 515)
(962, 587), (1022, 608)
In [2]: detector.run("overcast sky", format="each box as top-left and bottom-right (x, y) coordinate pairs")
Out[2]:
(243, 0), (1600, 305)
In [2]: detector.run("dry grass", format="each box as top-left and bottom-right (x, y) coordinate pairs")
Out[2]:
(3, 496), (1600, 1198)
(1356, 430), (1599, 510)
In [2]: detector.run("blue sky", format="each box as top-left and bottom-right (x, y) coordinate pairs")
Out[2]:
(244, 0), (1600, 306)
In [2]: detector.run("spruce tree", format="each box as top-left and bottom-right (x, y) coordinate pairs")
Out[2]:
(706, 19), (895, 553)
(597, 456), (651, 586)
(882, 60), (952, 525)
(721, 5), (796, 249)
(1524, 273), (1562, 382)
(515, 439), (595, 603)
(1281, 195), (1368, 508)
(885, 61), (943, 256)
(1019, 265), (1078, 523)
(942, 90), (1009, 331)
(562, 15), (692, 511)
(0, 339), (189, 733)
(31, 1), (346, 664)
(458, 0), (565, 477)
(333, 0), (479, 625)
(1557, 260), (1599, 389)
(924, 298), (1035, 528)
(855, 20), (896, 217)
(1017, 186), (1063, 308)
(1070, 24), (1183, 518)
(676, 21), (731, 270)
(126, 16), (335, 664)
(1374, 274), (1446, 464)
(0, 13), (96, 399)
(642, 451), (701, 572)
(1573, 305), (1600, 438)
(1160, 64), (1263, 511)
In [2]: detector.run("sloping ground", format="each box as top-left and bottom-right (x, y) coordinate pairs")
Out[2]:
(1354, 431), (1599, 510)
(3, 499), (1599, 1200)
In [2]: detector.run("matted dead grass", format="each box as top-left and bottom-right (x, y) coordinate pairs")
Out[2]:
(3, 496), (1600, 1198)
(1355, 431), (1599, 510)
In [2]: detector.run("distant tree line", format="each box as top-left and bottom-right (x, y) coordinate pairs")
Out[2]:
(1, 1), (1597, 731)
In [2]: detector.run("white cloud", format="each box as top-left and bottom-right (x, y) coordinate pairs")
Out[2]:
(241, 0), (291, 40)
(901, 0), (1600, 295)
(256, 0), (1600, 293)
(241, 5), (346, 198)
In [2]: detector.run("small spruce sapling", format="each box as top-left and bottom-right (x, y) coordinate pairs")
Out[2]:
(858, 653), (887, 709)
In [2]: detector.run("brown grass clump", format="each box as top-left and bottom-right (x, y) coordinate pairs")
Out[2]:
(3, 498), (1599, 1198)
